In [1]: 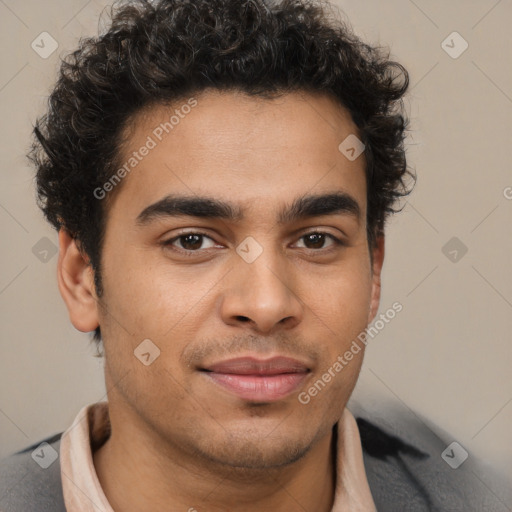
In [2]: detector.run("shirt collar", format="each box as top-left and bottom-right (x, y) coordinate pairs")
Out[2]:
(60, 402), (375, 511)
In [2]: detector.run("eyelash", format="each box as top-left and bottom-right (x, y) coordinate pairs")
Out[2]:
(161, 230), (345, 255)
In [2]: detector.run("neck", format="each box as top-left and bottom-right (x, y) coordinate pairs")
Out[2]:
(93, 404), (336, 512)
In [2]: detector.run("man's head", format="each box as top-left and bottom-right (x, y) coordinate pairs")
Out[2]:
(30, 0), (412, 472)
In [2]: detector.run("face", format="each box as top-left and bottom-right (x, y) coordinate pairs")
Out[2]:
(61, 89), (383, 470)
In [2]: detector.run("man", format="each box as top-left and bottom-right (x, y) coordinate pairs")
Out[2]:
(0, 0), (505, 511)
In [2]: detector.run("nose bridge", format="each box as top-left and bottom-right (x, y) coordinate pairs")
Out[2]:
(220, 237), (303, 333)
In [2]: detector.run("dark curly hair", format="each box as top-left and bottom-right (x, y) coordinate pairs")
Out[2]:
(29, 0), (413, 345)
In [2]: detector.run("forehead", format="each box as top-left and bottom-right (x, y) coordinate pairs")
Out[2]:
(108, 89), (367, 221)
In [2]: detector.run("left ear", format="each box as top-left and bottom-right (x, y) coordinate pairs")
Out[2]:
(368, 235), (385, 324)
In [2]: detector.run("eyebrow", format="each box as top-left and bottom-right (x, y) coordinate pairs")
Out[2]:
(136, 196), (243, 225)
(135, 192), (361, 225)
(277, 192), (361, 224)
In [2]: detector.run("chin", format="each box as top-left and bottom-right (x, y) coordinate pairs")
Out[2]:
(191, 426), (319, 471)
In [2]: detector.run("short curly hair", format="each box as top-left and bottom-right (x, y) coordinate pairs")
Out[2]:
(29, 0), (413, 344)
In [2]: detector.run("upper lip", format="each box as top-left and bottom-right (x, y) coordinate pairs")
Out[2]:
(201, 356), (310, 375)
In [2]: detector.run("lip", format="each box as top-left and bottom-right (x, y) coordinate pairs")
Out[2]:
(200, 356), (310, 402)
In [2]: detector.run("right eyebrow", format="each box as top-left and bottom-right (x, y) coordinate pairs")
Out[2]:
(135, 195), (244, 225)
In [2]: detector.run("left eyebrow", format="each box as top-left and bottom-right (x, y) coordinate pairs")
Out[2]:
(277, 192), (361, 224)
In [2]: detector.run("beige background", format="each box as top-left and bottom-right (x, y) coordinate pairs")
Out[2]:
(0, 0), (510, 500)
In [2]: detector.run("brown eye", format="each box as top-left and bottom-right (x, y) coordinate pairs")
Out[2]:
(178, 234), (204, 250)
(296, 232), (340, 250)
(164, 233), (217, 252)
(304, 233), (326, 249)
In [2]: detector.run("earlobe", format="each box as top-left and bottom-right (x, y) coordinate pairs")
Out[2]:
(368, 236), (385, 324)
(57, 230), (100, 333)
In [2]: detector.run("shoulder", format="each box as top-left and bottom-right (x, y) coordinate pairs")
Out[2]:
(351, 401), (510, 512)
(0, 433), (66, 512)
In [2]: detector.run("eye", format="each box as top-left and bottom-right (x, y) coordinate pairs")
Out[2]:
(294, 232), (343, 250)
(162, 230), (344, 255)
(163, 232), (218, 252)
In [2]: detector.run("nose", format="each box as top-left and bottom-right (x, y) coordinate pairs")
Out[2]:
(219, 251), (304, 334)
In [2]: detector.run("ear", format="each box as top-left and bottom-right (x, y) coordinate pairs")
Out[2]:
(57, 230), (100, 333)
(368, 235), (385, 324)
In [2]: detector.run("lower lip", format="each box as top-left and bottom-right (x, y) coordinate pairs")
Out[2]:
(204, 372), (308, 402)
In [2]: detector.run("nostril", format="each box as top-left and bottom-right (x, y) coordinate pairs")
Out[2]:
(235, 316), (251, 322)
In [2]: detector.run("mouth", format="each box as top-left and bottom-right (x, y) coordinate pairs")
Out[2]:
(199, 356), (311, 402)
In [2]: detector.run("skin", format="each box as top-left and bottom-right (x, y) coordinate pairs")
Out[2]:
(58, 89), (384, 512)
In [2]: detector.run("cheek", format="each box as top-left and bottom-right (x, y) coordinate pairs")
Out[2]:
(97, 253), (218, 399)
(100, 244), (209, 339)
(299, 260), (373, 340)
